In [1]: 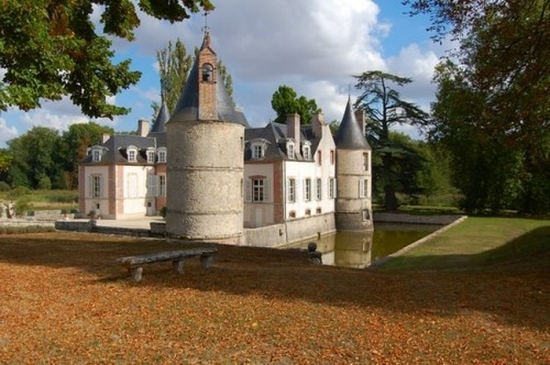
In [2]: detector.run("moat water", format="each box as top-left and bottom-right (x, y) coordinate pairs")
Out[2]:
(281, 223), (442, 268)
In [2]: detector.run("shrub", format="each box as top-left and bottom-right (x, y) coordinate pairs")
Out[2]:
(37, 176), (52, 190)
(160, 206), (167, 218)
(14, 198), (33, 218)
(9, 186), (31, 199)
(0, 181), (10, 192)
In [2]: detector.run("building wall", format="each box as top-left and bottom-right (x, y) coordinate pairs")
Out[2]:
(166, 120), (245, 242)
(244, 162), (275, 228)
(335, 149), (373, 231)
(120, 165), (156, 219)
(80, 165), (110, 218)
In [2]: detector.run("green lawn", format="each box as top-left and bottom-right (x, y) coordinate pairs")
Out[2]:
(378, 216), (550, 272)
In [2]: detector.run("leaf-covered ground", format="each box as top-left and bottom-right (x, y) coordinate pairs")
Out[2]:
(0, 232), (548, 364)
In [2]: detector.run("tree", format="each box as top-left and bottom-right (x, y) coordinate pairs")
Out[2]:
(156, 38), (194, 114)
(354, 70), (429, 210)
(0, 0), (213, 119)
(407, 0), (550, 214)
(271, 85), (321, 124)
(0, 149), (13, 183)
(7, 127), (62, 189)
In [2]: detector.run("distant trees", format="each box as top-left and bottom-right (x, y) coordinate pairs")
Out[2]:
(4, 123), (113, 190)
(354, 71), (429, 210)
(271, 85), (321, 124)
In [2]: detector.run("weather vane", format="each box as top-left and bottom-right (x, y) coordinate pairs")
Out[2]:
(202, 11), (210, 34)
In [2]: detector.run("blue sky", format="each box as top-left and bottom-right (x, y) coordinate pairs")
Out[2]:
(0, 1), (448, 147)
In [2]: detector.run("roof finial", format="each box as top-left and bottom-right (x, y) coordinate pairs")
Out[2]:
(202, 11), (210, 35)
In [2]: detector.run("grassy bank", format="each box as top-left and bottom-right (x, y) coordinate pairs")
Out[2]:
(379, 217), (550, 272)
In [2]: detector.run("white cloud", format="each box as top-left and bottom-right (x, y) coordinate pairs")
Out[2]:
(0, 117), (18, 145)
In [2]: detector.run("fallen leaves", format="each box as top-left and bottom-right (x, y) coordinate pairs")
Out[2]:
(0, 232), (548, 364)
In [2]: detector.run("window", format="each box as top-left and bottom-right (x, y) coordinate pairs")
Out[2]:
(304, 178), (311, 201)
(92, 148), (101, 162)
(252, 144), (264, 159)
(317, 150), (322, 166)
(287, 142), (295, 159)
(147, 149), (156, 164)
(359, 178), (369, 198)
(302, 143), (311, 160)
(89, 174), (102, 198)
(126, 173), (138, 198)
(289, 211), (296, 219)
(330, 150), (335, 165)
(127, 146), (137, 163)
(316, 178), (322, 200)
(202, 63), (213, 81)
(316, 207), (322, 214)
(253, 179), (265, 202)
(305, 209), (311, 216)
(329, 178), (336, 199)
(146, 175), (158, 197)
(159, 175), (166, 197)
(287, 178), (296, 203)
(363, 152), (369, 171)
(158, 148), (167, 163)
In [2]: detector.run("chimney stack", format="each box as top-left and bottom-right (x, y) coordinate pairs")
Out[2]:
(311, 112), (325, 138)
(286, 113), (301, 147)
(137, 119), (149, 137)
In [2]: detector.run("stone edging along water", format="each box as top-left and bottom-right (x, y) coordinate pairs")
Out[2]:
(368, 215), (469, 269)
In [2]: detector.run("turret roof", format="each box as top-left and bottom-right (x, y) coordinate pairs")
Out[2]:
(149, 100), (169, 134)
(334, 97), (371, 150)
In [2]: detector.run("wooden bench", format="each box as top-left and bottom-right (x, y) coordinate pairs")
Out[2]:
(117, 248), (217, 282)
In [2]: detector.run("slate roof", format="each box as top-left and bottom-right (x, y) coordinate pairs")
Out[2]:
(168, 33), (249, 127)
(334, 97), (371, 150)
(80, 135), (157, 165)
(149, 100), (169, 134)
(244, 122), (322, 163)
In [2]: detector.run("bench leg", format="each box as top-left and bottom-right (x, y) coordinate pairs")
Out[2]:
(172, 260), (184, 274)
(200, 254), (214, 269)
(130, 267), (143, 282)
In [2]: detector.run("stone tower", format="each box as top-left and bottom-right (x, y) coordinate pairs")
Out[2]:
(165, 32), (249, 243)
(334, 97), (373, 231)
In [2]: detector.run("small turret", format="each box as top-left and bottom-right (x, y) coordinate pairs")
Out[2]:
(334, 97), (373, 231)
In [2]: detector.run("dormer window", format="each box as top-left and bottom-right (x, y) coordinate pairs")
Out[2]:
(287, 142), (295, 159)
(252, 144), (264, 159)
(127, 145), (138, 163)
(157, 147), (167, 163)
(146, 148), (156, 164)
(302, 142), (311, 160)
(202, 63), (213, 81)
(91, 146), (102, 162)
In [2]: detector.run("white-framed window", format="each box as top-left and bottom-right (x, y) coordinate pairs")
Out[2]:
(302, 142), (311, 160)
(287, 178), (296, 203)
(287, 142), (295, 159)
(330, 150), (335, 165)
(253, 179), (266, 202)
(329, 178), (336, 199)
(157, 147), (167, 163)
(316, 178), (322, 200)
(146, 148), (156, 164)
(363, 152), (369, 171)
(126, 173), (138, 198)
(89, 174), (102, 198)
(159, 175), (166, 197)
(317, 150), (322, 165)
(91, 148), (102, 162)
(252, 144), (264, 159)
(359, 178), (369, 198)
(127, 146), (138, 163)
(304, 178), (311, 201)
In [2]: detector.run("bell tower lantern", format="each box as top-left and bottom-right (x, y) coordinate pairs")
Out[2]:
(198, 32), (217, 120)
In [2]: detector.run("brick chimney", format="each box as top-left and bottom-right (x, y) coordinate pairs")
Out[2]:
(137, 119), (149, 137)
(286, 113), (301, 147)
(311, 112), (325, 138)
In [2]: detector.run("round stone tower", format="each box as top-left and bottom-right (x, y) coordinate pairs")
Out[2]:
(165, 32), (249, 244)
(334, 97), (373, 231)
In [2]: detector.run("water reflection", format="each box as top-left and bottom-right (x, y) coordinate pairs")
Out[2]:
(283, 223), (441, 268)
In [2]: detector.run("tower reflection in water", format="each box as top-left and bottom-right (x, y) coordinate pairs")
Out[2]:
(283, 223), (440, 269)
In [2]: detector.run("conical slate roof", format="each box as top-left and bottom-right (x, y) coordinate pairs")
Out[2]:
(149, 100), (170, 133)
(334, 97), (371, 150)
(167, 33), (248, 127)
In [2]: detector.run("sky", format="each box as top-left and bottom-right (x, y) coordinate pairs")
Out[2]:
(0, 0), (449, 148)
